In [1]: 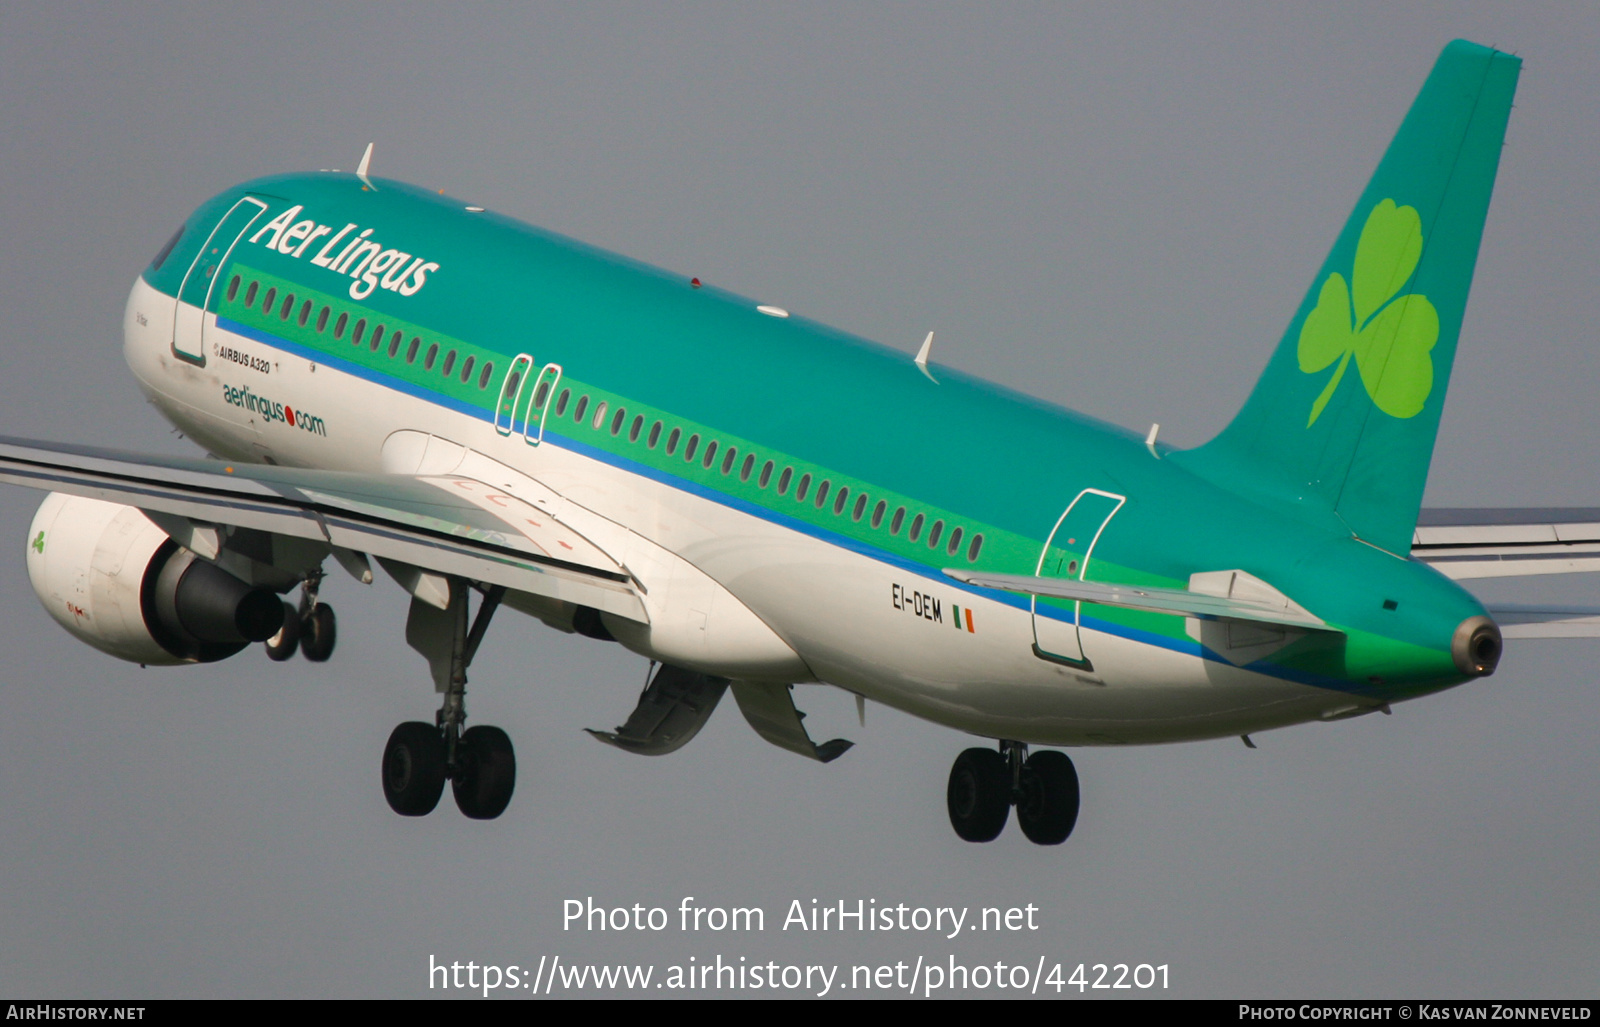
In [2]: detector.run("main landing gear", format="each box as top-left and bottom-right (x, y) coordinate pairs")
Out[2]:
(263, 573), (338, 663)
(382, 583), (516, 820)
(946, 741), (1080, 845)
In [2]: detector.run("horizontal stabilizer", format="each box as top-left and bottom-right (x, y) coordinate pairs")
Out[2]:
(1414, 508), (1600, 579)
(944, 568), (1333, 631)
(1484, 604), (1600, 639)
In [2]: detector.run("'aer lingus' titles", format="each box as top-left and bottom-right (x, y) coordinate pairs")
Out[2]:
(248, 204), (439, 301)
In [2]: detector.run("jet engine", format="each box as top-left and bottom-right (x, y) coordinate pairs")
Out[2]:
(26, 492), (284, 665)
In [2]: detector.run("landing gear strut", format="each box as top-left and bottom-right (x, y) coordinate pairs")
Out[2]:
(381, 582), (515, 819)
(946, 741), (1079, 845)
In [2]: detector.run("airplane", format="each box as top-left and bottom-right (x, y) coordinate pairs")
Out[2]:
(2, 39), (1594, 845)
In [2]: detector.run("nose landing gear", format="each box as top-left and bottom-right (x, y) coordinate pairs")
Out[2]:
(946, 741), (1080, 846)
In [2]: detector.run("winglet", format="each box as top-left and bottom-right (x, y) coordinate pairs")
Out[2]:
(914, 331), (938, 383)
(355, 142), (376, 191)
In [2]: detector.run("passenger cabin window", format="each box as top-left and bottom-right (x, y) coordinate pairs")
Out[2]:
(610, 408), (626, 435)
(478, 362), (494, 389)
(890, 507), (905, 535)
(871, 500), (885, 528)
(573, 395), (589, 423)
(334, 312), (348, 339)
(555, 389), (570, 416)
(592, 401), (608, 429)
(721, 448), (737, 475)
(666, 427), (681, 455)
(702, 441), (718, 468)
(280, 294), (294, 320)
(244, 282), (259, 308)
(406, 337), (420, 364)
(315, 306), (329, 332)
(423, 341), (438, 368)
(967, 534), (984, 561)
(352, 318), (366, 346)
(796, 474), (811, 501)
(927, 520), (943, 548)
(947, 526), (963, 556)
(442, 349), (457, 376)
(684, 433), (699, 461)
(648, 421), (662, 448)
(261, 288), (276, 314)
(460, 356), (475, 383)
(833, 487), (848, 515)
(629, 415), (643, 443)
(298, 300), (312, 327)
(226, 276), (241, 303)
(815, 481), (830, 508)
(853, 495), (867, 522)
(908, 513), (923, 541)
(389, 332), (402, 358)
(777, 468), (792, 495)
(370, 323), (385, 351)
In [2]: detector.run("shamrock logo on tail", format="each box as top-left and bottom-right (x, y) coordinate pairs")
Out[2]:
(1297, 199), (1439, 426)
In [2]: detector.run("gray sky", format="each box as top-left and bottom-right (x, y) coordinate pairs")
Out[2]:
(1, 1), (1597, 998)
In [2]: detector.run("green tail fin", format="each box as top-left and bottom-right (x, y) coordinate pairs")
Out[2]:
(1179, 40), (1520, 555)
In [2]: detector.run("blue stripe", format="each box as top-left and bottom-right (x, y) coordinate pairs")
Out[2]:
(218, 315), (1371, 698)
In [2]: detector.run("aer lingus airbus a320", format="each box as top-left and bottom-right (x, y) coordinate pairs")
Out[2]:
(2, 40), (1591, 844)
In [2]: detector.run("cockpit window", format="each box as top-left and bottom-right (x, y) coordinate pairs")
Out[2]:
(150, 225), (185, 271)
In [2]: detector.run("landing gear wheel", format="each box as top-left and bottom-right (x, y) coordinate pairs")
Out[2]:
(947, 747), (1011, 842)
(264, 601), (300, 662)
(383, 722), (446, 816)
(452, 725), (516, 820)
(300, 603), (337, 662)
(1016, 750), (1080, 845)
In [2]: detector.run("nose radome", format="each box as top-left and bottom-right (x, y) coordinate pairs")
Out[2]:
(1451, 616), (1502, 677)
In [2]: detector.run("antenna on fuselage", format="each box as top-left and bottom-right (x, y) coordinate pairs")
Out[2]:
(913, 331), (938, 383)
(356, 142), (376, 191)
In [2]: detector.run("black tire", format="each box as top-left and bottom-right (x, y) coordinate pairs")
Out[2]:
(947, 747), (1010, 842)
(300, 603), (337, 662)
(264, 601), (300, 662)
(453, 725), (516, 820)
(1016, 750), (1080, 845)
(383, 721), (446, 816)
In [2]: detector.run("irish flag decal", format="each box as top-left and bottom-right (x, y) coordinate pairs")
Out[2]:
(951, 605), (976, 634)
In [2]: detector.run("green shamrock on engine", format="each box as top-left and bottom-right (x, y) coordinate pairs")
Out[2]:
(1298, 198), (1439, 426)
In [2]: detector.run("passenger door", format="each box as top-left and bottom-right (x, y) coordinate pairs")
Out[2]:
(172, 197), (268, 365)
(1030, 489), (1125, 668)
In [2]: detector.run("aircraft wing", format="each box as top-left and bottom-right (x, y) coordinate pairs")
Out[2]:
(1413, 508), (1600, 580)
(943, 569), (1335, 631)
(0, 436), (646, 623)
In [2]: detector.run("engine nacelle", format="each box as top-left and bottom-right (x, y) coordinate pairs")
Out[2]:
(26, 493), (284, 665)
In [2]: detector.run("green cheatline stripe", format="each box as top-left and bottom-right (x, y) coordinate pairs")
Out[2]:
(220, 261), (1425, 679)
